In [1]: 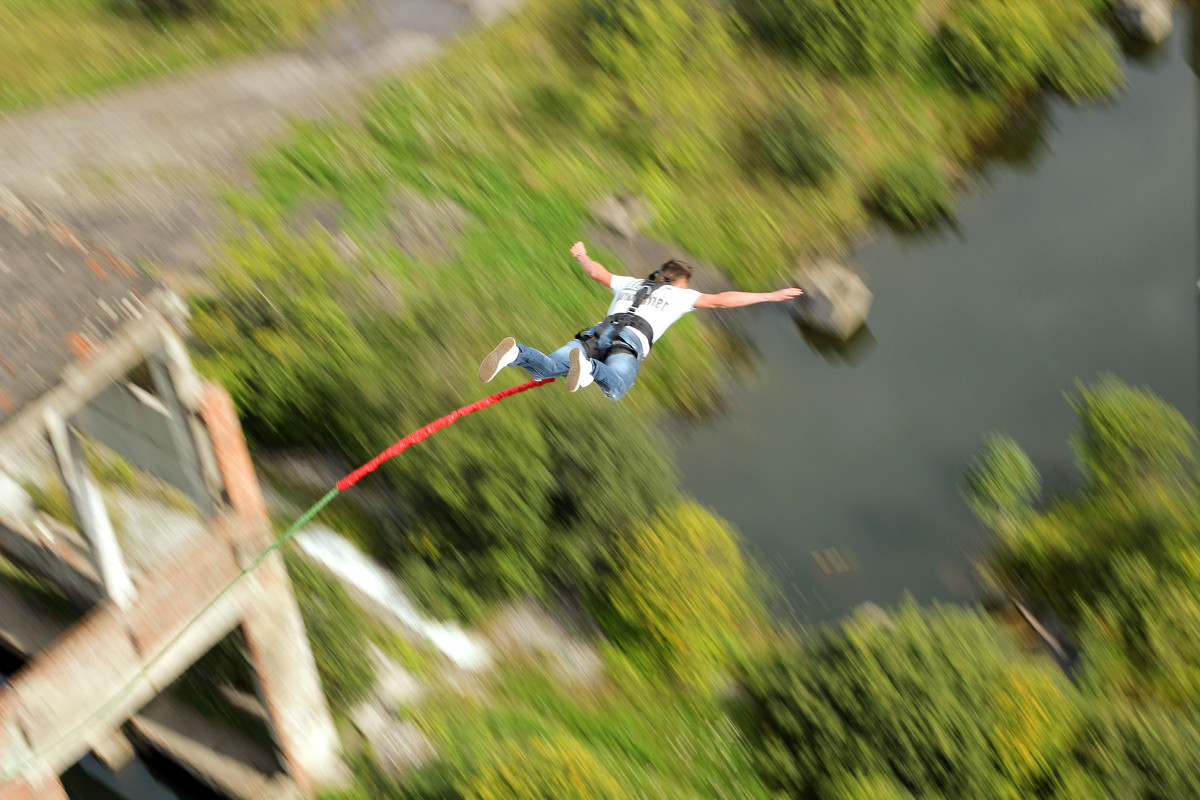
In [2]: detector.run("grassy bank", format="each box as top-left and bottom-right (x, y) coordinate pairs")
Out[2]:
(0, 0), (344, 110)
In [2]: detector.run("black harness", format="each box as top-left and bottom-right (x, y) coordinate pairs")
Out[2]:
(576, 279), (669, 361)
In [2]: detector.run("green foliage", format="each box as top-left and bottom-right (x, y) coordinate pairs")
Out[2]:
(737, 601), (1085, 799)
(938, 0), (1056, 94)
(963, 433), (1041, 535)
(582, 0), (738, 78)
(1045, 20), (1122, 102)
(938, 0), (1120, 101)
(458, 733), (626, 800)
(284, 549), (377, 714)
(391, 662), (771, 800)
(579, 0), (740, 177)
(746, 94), (839, 184)
(1071, 376), (1198, 499)
(739, 0), (928, 77)
(191, 218), (382, 448)
(1076, 557), (1200, 709)
(81, 439), (139, 491)
(979, 380), (1200, 600)
(601, 502), (758, 684)
(974, 378), (1200, 714)
(867, 150), (953, 230)
(828, 773), (915, 800)
(1078, 701), (1200, 799)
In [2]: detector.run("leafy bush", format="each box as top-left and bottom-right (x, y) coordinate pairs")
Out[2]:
(1077, 557), (1200, 709)
(867, 150), (952, 230)
(962, 433), (1041, 536)
(1071, 376), (1197, 498)
(739, 0), (928, 77)
(937, 0), (1055, 94)
(1045, 20), (1122, 102)
(737, 601), (1086, 799)
(457, 734), (625, 800)
(746, 97), (839, 185)
(1080, 702), (1200, 799)
(601, 502), (758, 684)
(976, 378), (1200, 618)
(582, 0), (737, 75)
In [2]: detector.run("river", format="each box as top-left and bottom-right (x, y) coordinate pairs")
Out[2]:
(671, 10), (1199, 622)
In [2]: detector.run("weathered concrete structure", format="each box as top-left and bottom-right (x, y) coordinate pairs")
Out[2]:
(0, 189), (343, 798)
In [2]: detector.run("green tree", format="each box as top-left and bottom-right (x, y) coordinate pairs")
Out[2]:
(737, 601), (1085, 799)
(970, 379), (1200, 617)
(1071, 377), (1198, 500)
(867, 149), (953, 231)
(602, 502), (759, 684)
(938, 0), (1057, 94)
(963, 433), (1041, 537)
(968, 378), (1200, 713)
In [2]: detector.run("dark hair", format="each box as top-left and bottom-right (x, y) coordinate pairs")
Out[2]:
(650, 259), (692, 284)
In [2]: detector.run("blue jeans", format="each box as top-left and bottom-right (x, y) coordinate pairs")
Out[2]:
(514, 331), (643, 401)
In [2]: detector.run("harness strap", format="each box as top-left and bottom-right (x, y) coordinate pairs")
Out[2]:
(576, 280), (666, 360)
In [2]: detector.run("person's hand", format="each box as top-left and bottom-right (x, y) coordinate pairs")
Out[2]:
(768, 287), (804, 302)
(571, 241), (588, 259)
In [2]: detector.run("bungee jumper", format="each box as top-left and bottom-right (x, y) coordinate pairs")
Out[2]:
(479, 241), (804, 400)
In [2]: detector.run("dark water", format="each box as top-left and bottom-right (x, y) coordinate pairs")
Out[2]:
(672, 12), (1199, 622)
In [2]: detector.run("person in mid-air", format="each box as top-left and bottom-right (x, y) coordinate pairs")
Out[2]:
(479, 241), (803, 401)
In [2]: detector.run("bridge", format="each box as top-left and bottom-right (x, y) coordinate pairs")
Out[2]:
(0, 189), (344, 799)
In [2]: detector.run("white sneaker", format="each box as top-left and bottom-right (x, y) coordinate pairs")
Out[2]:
(567, 347), (594, 392)
(479, 337), (518, 382)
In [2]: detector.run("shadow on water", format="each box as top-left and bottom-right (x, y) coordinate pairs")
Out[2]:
(796, 324), (878, 367)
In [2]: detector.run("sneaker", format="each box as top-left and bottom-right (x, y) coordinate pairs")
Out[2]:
(567, 347), (594, 392)
(479, 337), (518, 383)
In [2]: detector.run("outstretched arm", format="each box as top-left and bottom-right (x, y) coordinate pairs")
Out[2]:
(694, 287), (803, 309)
(571, 241), (614, 287)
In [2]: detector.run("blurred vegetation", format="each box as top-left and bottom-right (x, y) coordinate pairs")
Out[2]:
(325, 660), (772, 799)
(867, 149), (954, 231)
(745, 90), (840, 185)
(967, 375), (1200, 715)
(0, 0), (343, 109)
(736, 600), (1200, 799)
(456, 733), (625, 799)
(600, 501), (761, 686)
(738, 0), (927, 77)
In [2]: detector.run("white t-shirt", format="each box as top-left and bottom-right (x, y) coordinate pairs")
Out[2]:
(606, 275), (701, 352)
